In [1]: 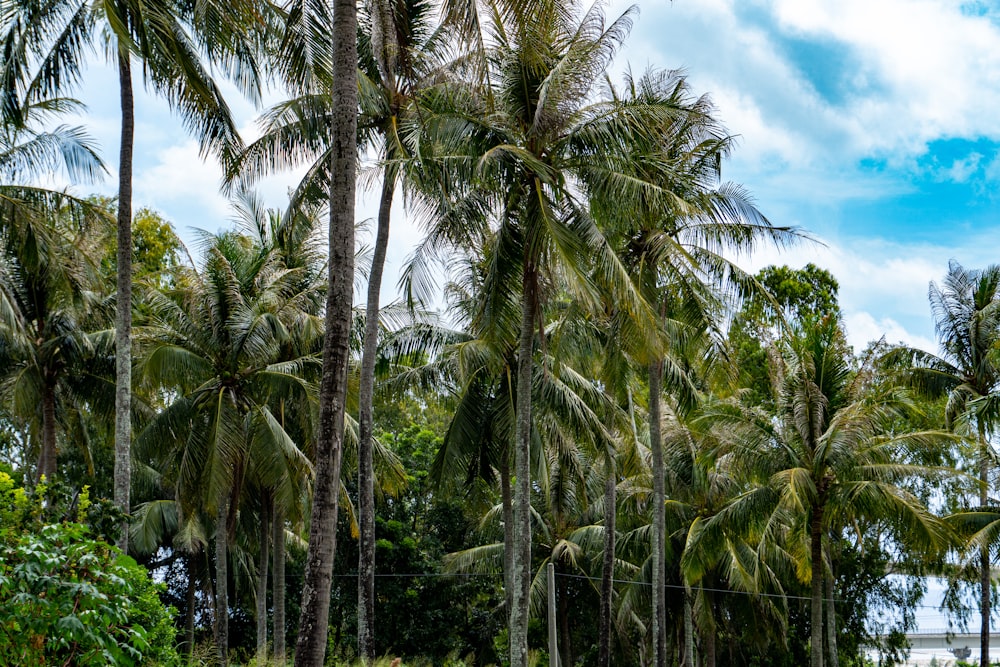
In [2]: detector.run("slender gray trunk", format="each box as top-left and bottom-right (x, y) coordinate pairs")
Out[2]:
(114, 46), (134, 553)
(37, 382), (57, 481)
(257, 497), (271, 664)
(215, 498), (230, 667)
(273, 504), (286, 662)
(510, 264), (537, 667)
(501, 458), (515, 622)
(683, 588), (695, 667)
(358, 170), (394, 661)
(185, 552), (197, 659)
(293, 0), (357, 662)
(825, 557), (838, 667)
(598, 458), (616, 667)
(810, 505), (824, 667)
(649, 360), (666, 667)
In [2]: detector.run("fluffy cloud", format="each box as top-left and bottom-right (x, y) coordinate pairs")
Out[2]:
(617, 0), (1000, 171)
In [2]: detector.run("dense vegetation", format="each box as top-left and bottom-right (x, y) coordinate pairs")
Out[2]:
(0, 1), (997, 666)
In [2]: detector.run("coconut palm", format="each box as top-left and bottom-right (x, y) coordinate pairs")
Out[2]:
(691, 319), (952, 667)
(0, 194), (110, 481)
(0, 91), (108, 480)
(270, 0), (361, 659)
(588, 66), (798, 665)
(135, 229), (320, 665)
(402, 4), (726, 660)
(1, 0), (265, 549)
(887, 260), (1000, 667)
(229, 3), (450, 653)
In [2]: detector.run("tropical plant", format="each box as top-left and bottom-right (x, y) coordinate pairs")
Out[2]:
(284, 0), (362, 659)
(0, 472), (179, 666)
(888, 260), (1000, 667)
(691, 319), (952, 667)
(402, 4), (719, 662)
(589, 66), (797, 665)
(230, 1), (450, 653)
(135, 228), (320, 665)
(0, 0), (266, 550)
(0, 193), (110, 481)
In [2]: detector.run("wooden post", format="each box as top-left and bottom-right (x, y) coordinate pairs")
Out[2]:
(548, 561), (560, 667)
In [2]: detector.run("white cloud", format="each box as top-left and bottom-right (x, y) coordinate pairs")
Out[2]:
(134, 140), (232, 224)
(844, 311), (937, 353)
(732, 232), (958, 351)
(618, 0), (1000, 178)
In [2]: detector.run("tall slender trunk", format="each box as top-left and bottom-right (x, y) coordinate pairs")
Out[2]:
(558, 570), (573, 667)
(273, 504), (286, 662)
(683, 588), (695, 667)
(649, 360), (666, 667)
(293, 0), (357, 663)
(501, 458), (515, 622)
(510, 263), (537, 667)
(256, 496), (271, 664)
(215, 498), (231, 667)
(810, 504), (824, 667)
(824, 557), (838, 667)
(185, 552), (197, 659)
(598, 457), (616, 667)
(37, 382), (57, 480)
(703, 607), (716, 667)
(358, 169), (394, 661)
(114, 46), (134, 553)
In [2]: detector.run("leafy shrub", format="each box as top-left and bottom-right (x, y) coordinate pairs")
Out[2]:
(0, 472), (179, 665)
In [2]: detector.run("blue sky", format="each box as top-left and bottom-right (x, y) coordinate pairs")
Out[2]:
(60, 0), (1000, 353)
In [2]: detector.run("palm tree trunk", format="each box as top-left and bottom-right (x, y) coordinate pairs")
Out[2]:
(113, 45), (134, 554)
(37, 381), (57, 481)
(649, 360), (666, 667)
(215, 498), (230, 667)
(293, 0), (358, 663)
(558, 570), (573, 667)
(979, 422), (992, 667)
(501, 458), (515, 622)
(683, 588), (695, 667)
(185, 552), (197, 659)
(256, 496), (271, 664)
(273, 503), (286, 662)
(357, 169), (394, 661)
(825, 561), (838, 667)
(510, 263), (537, 667)
(704, 610), (716, 667)
(810, 505), (824, 667)
(598, 457), (616, 667)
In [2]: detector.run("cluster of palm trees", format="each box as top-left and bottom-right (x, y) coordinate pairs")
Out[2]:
(3, 0), (1000, 666)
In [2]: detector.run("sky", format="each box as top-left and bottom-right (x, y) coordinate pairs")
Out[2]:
(59, 0), (1000, 354)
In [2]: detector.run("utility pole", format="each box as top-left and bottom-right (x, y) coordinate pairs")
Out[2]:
(548, 562), (560, 667)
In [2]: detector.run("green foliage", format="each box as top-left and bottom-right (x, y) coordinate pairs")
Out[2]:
(0, 472), (179, 665)
(92, 197), (183, 286)
(727, 263), (843, 407)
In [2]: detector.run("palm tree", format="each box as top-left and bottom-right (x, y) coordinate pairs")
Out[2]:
(692, 319), (951, 667)
(0, 91), (108, 480)
(590, 67), (797, 665)
(136, 229), (320, 665)
(260, 0), (361, 660)
(404, 4), (711, 661)
(888, 260), (1000, 667)
(230, 3), (448, 653)
(1, 0), (264, 549)
(0, 196), (109, 480)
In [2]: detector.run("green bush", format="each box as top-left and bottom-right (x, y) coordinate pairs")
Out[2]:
(0, 472), (179, 666)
